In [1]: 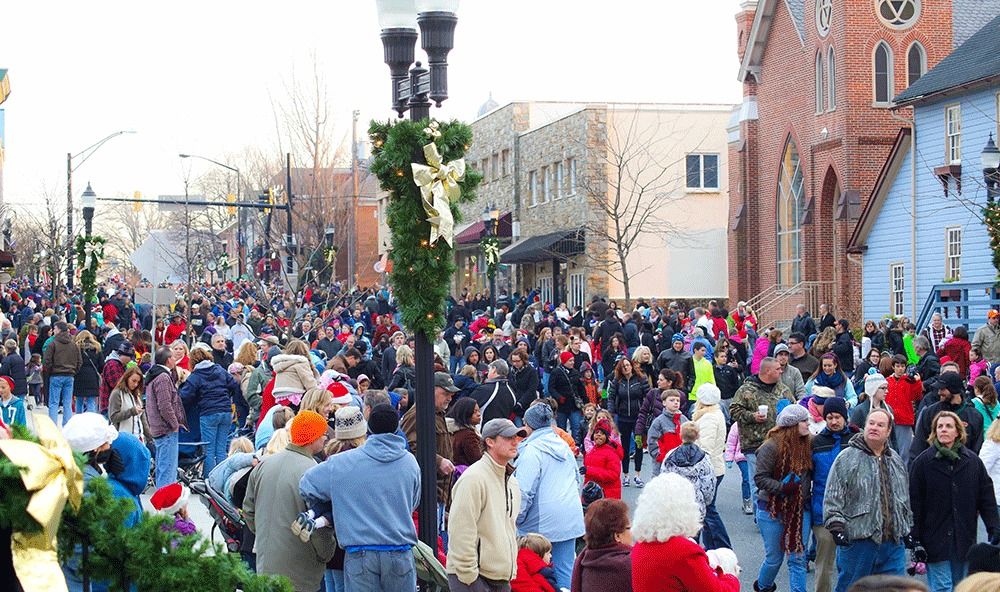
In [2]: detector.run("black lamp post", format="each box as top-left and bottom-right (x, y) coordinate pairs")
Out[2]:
(481, 203), (500, 312)
(376, 0), (458, 552)
(81, 183), (97, 326)
(984, 133), (1000, 204)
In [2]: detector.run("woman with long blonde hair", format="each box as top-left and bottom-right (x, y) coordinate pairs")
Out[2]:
(72, 329), (105, 413)
(108, 366), (151, 443)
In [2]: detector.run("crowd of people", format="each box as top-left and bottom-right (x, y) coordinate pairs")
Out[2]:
(5, 278), (1000, 592)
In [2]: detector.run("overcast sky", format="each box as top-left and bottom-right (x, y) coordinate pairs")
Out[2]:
(0, 0), (743, 213)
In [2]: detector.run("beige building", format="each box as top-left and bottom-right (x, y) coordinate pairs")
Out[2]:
(455, 100), (732, 308)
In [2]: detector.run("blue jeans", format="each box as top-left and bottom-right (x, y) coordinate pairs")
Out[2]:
(75, 396), (98, 414)
(200, 411), (232, 477)
(756, 505), (808, 592)
(437, 502), (448, 553)
(745, 452), (759, 505)
(834, 539), (907, 592)
(343, 549), (416, 592)
(154, 431), (179, 488)
(737, 460), (751, 500)
(927, 560), (967, 592)
(324, 568), (346, 592)
(48, 375), (75, 425)
(557, 410), (583, 447)
(550, 538), (576, 590)
(702, 475), (732, 550)
(449, 355), (462, 374)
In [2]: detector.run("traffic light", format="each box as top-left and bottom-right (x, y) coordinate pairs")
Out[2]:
(258, 188), (275, 214)
(132, 191), (143, 213)
(226, 193), (236, 216)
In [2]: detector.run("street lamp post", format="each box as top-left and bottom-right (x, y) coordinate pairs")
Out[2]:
(376, 0), (459, 552)
(179, 154), (243, 276)
(984, 133), (1000, 204)
(66, 130), (135, 293)
(81, 183), (97, 327)
(481, 203), (500, 311)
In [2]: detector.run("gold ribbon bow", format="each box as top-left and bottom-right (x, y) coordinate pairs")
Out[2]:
(0, 414), (84, 592)
(411, 142), (466, 247)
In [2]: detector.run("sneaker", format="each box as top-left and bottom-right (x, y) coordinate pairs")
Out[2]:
(622, 475), (630, 488)
(291, 512), (315, 542)
(743, 498), (753, 515)
(633, 476), (644, 488)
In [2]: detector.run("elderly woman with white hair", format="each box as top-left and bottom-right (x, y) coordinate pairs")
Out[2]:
(631, 473), (740, 592)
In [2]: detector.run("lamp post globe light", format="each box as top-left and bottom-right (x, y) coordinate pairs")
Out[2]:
(80, 182), (98, 327)
(375, 0), (459, 552)
(984, 133), (1000, 203)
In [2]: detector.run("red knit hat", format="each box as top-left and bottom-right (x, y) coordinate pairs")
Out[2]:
(0, 376), (14, 392)
(150, 483), (189, 515)
(290, 410), (329, 447)
(594, 418), (613, 436)
(560, 351), (574, 365)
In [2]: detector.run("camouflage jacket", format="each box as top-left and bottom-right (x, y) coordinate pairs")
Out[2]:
(729, 376), (796, 453)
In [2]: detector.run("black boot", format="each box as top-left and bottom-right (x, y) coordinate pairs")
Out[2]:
(753, 582), (777, 592)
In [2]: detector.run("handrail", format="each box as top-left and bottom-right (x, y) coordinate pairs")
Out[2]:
(914, 281), (1000, 332)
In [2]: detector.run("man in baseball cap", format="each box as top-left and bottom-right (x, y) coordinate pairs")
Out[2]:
(909, 370), (983, 463)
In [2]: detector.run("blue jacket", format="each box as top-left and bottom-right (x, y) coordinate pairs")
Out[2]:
(299, 433), (420, 547)
(513, 427), (585, 542)
(0, 395), (26, 428)
(107, 432), (152, 528)
(810, 425), (856, 525)
(179, 360), (240, 417)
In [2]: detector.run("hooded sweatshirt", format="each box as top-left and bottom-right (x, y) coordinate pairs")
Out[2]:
(514, 427), (585, 542)
(660, 443), (716, 517)
(179, 360), (240, 417)
(106, 432), (152, 528)
(299, 433), (420, 548)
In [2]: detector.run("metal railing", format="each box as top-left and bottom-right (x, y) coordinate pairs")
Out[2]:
(914, 281), (1000, 332)
(746, 281), (835, 329)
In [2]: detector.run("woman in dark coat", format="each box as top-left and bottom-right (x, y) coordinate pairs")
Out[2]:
(607, 357), (648, 488)
(910, 410), (1000, 590)
(0, 340), (28, 397)
(73, 330), (105, 413)
(447, 397), (482, 468)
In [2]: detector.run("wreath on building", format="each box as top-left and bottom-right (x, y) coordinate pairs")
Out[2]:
(368, 118), (482, 339)
(985, 202), (1000, 281)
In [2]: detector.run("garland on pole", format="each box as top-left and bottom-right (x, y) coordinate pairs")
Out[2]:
(985, 202), (1000, 281)
(75, 235), (106, 304)
(480, 235), (500, 279)
(369, 118), (482, 339)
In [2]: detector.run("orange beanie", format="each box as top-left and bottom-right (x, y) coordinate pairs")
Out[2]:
(290, 410), (329, 447)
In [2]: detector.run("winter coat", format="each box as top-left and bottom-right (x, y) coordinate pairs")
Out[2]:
(980, 439), (1000, 504)
(754, 437), (812, 506)
(108, 387), (153, 444)
(910, 444), (1000, 563)
(749, 338), (771, 375)
(549, 365), (584, 412)
(401, 403), (453, 504)
(0, 352), (27, 396)
(973, 323), (1000, 364)
(695, 407), (727, 476)
(386, 363), (416, 393)
(804, 375), (858, 406)
(810, 426), (855, 526)
(99, 355), (127, 414)
(583, 441), (623, 499)
(713, 364), (742, 400)
(832, 332), (855, 373)
(723, 423), (746, 463)
(607, 375), (647, 420)
(145, 365), (187, 438)
(938, 337), (972, 378)
(886, 374), (923, 427)
(635, 388), (664, 435)
(511, 548), (556, 592)
(730, 376), (796, 453)
(42, 331), (81, 376)
(791, 313), (817, 339)
(570, 543), (632, 592)
(179, 360), (240, 417)
(270, 353), (319, 396)
(244, 444), (337, 592)
(657, 349), (694, 393)
(648, 409), (687, 471)
(514, 427), (585, 543)
(73, 346), (104, 398)
(780, 364), (806, 400)
(631, 537), (739, 592)
(910, 397), (985, 463)
(447, 454), (521, 585)
(471, 378), (518, 425)
(510, 363), (540, 414)
(106, 432), (152, 528)
(451, 426), (482, 467)
(0, 395), (26, 427)
(443, 325), (472, 356)
(914, 353), (941, 385)
(823, 433), (912, 543)
(662, 443), (717, 517)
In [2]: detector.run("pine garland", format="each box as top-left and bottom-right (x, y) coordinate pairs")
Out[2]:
(985, 202), (1000, 281)
(75, 235), (107, 305)
(368, 118), (482, 339)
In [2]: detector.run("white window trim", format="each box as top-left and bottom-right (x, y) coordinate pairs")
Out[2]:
(568, 158), (577, 196)
(906, 41), (926, 87)
(945, 226), (962, 281)
(827, 46), (837, 112)
(816, 51), (825, 114)
(686, 153), (720, 191)
(876, 0), (921, 30)
(541, 166), (551, 203)
(555, 161), (564, 199)
(539, 276), (553, 305)
(945, 104), (962, 165)
(569, 272), (585, 310)
(873, 41), (894, 107)
(528, 170), (537, 208)
(776, 140), (803, 288)
(890, 263), (905, 317)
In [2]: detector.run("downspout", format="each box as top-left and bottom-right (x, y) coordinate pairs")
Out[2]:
(890, 109), (916, 318)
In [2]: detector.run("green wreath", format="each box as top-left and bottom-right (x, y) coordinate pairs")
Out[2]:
(480, 235), (500, 279)
(369, 118), (482, 339)
(985, 202), (1000, 282)
(75, 235), (106, 305)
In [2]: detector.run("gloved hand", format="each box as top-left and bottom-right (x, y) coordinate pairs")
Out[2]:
(726, 461), (734, 469)
(912, 545), (928, 564)
(828, 523), (849, 547)
(634, 434), (643, 449)
(579, 465), (587, 476)
(990, 531), (1000, 546)
(903, 534), (918, 549)
(780, 480), (799, 496)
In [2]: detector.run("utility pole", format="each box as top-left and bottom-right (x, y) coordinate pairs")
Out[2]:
(285, 152), (294, 276)
(349, 109), (359, 290)
(66, 153), (73, 293)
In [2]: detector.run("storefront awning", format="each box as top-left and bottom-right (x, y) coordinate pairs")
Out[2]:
(455, 212), (513, 244)
(500, 228), (585, 264)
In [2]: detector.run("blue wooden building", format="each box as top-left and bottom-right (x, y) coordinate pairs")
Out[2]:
(849, 14), (1000, 330)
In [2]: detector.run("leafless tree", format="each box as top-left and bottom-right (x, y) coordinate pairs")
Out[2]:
(9, 186), (67, 289)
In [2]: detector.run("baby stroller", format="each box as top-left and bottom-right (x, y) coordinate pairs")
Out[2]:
(191, 476), (245, 553)
(177, 440), (207, 486)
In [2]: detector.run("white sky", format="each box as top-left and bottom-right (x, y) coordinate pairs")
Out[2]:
(0, 0), (743, 212)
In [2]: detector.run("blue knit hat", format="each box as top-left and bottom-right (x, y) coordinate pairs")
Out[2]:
(524, 403), (554, 430)
(672, 333), (684, 344)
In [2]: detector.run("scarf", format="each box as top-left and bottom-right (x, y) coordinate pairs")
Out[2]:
(814, 370), (845, 390)
(766, 452), (807, 554)
(933, 440), (962, 461)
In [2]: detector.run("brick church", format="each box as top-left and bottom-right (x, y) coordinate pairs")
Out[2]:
(727, 0), (1000, 323)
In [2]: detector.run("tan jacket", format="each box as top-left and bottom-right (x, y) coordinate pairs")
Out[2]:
(401, 404), (453, 503)
(270, 354), (319, 396)
(446, 454), (521, 585)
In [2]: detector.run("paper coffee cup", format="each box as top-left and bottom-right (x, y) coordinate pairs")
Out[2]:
(757, 405), (769, 416)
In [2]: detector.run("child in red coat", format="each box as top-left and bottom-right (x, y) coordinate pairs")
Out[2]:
(582, 418), (624, 499)
(511, 533), (557, 592)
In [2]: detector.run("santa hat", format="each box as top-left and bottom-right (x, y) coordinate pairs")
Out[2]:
(328, 380), (353, 406)
(150, 483), (189, 516)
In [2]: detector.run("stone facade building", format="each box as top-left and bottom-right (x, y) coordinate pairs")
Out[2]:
(728, 0), (1000, 325)
(456, 101), (732, 308)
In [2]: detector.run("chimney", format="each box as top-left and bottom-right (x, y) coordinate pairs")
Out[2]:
(736, 0), (758, 63)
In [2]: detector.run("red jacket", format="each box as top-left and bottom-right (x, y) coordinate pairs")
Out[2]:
(511, 548), (556, 592)
(632, 537), (739, 592)
(886, 374), (923, 427)
(255, 377), (277, 430)
(938, 337), (971, 379)
(164, 321), (186, 345)
(584, 441), (624, 499)
(99, 357), (127, 413)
